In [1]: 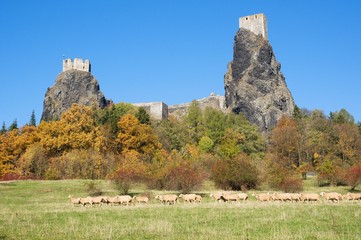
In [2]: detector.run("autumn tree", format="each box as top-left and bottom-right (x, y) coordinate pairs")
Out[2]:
(38, 104), (105, 156)
(117, 114), (161, 161)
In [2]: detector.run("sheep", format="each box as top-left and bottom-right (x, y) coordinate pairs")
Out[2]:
(194, 194), (202, 203)
(107, 196), (121, 205)
(91, 196), (107, 206)
(133, 196), (149, 204)
(290, 193), (301, 202)
(178, 194), (197, 203)
(347, 192), (361, 201)
(79, 196), (93, 206)
(320, 192), (343, 203)
(68, 196), (81, 206)
(252, 193), (271, 202)
(155, 194), (178, 205)
(220, 193), (241, 202)
(299, 193), (320, 203)
(210, 192), (224, 202)
(117, 195), (133, 205)
(272, 193), (292, 202)
(236, 193), (248, 203)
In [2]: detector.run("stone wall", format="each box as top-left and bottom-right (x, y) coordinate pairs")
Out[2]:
(239, 13), (268, 39)
(133, 102), (169, 120)
(63, 58), (91, 72)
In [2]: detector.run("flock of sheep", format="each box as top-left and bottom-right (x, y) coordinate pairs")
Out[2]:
(69, 191), (361, 206)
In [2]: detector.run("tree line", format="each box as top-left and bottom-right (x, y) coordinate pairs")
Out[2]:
(0, 103), (360, 193)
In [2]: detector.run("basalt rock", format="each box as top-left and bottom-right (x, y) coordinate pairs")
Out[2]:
(224, 29), (295, 131)
(41, 70), (109, 121)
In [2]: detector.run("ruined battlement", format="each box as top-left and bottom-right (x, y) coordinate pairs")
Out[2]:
(63, 58), (91, 72)
(239, 13), (268, 39)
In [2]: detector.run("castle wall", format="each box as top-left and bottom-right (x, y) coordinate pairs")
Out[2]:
(133, 102), (168, 120)
(63, 58), (91, 72)
(239, 13), (268, 39)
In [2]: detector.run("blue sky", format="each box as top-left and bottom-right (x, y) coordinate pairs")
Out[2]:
(0, 0), (360, 127)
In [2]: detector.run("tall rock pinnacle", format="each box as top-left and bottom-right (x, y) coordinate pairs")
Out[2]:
(41, 63), (109, 121)
(224, 14), (295, 131)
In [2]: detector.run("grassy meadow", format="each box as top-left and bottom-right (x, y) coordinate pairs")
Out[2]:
(0, 178), (360, 240)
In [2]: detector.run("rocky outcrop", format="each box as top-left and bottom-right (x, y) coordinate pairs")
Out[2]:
(224, 29), (294, 131)
(41, 70), (109, 121)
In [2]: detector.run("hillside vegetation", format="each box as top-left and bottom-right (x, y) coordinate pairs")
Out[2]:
(1, 103), (361, 193)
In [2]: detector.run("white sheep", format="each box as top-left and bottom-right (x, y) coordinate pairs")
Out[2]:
(220, 193), (241, 202)
(68, 195), (81, 206)
(299, 193), (320, 203)
(133, 195), (149, 204)
(320, 192), (343, 203)
(179, 194), (197, 203)
(79, 196), (93, 206)
(347, 192), (361, 201)
(252, 193), (271, 202)
(210, 192), (224, 202)
(236, 193), (248, 203)
(155, 194), (178, 205)
(117, 195), (133, 205)
(91, 196), (107, 206)
(194, 194), (202, 203)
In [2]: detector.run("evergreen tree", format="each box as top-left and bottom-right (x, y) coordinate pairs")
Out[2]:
(29, 110), (36, 126)
(135, 107), (150, 125)
(8, 119), (18, 131)
(0, 122), (6, 134)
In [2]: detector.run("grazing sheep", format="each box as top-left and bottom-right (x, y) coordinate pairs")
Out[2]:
(236, 193), (248, 203)
(252, 193), (271, 202)
(155, 194), (178, 205)
(133, 196), (149, 204)
(79, 196), (93, 206)
(210, 192), (224, 202)
(343, 194), (353, 201)
(220, 193), (241, 202)
(179, 194), (197, 203)
(320, 192), (343, 203)
(347, 192), (361, 201)
(68, 196), (81, 206)
(299, 193), (320, 203)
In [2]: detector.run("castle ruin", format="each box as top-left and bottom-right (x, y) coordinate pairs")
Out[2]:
(239, 13), (268, 39)
(63, 58), (91, 72)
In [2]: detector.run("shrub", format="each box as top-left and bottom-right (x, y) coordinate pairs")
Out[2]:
(211, 154), (259, 190)
(164, 161), (206, 194)
(84, 181), (103, 196)
(278, 175), (303, 193)
(345, 163), (361, 190)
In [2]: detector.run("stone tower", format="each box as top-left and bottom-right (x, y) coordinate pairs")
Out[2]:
(63, 58), (91, 72)
(239, 13), (268, 39)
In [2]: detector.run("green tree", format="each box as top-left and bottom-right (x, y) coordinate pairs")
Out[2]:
(135, 107), (150, 125)
(29, 110), (36, 126)
(330, 108), (354, 124)
(186, 101), (203, 144)
(8, 119), (18, 131)
(0, 122), (5, 134)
